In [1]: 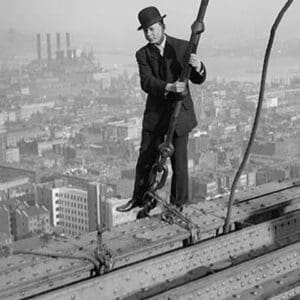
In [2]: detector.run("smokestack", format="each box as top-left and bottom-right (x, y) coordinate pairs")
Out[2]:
(46, 33), (52, 61)
(66, 32), (72, 59)
(56, 33), (61, 51)
(72, 49), (77, 61)
(60, 50), (64, 61)
(56, 33), (61, 61)
(37, 33), (42, 60)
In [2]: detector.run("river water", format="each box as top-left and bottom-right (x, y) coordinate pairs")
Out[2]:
(96, 52), (300, 83)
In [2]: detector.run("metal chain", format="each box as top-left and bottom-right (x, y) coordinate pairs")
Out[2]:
(146, 191), (201, 243)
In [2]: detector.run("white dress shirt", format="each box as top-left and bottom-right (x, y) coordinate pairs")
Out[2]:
(155, 34), (167, 57)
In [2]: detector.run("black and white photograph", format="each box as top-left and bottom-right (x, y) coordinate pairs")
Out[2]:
(0, 0), (299, 299)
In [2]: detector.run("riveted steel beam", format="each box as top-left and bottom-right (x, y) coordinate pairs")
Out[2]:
(222, 268), (299, 300)
(28, 211), (299, 300)
(269, 284), (300, 300)
(149, 243), (300, 300)
(0, 183), (299, 299)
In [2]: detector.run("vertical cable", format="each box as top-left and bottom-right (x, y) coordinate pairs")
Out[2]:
(224, 0), (294, 233)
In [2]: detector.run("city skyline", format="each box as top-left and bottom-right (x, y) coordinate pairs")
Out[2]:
(0, 0), (299, 55)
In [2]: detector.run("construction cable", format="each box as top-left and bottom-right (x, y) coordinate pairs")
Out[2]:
(224, 0), (294, 233)
(13, 250), (101, 272)
(0, 246), (102, 275)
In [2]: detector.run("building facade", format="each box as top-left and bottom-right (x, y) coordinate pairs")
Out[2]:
(11, 203), (50, 240)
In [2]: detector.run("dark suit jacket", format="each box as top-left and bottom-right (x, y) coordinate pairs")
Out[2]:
(136, 35), (206, 136)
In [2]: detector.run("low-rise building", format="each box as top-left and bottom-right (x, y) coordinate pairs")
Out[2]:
(11, 203), (50, 240)
(5, 147), (20, 163)
(0, 232), (12, 245)
(0, 176), (31, 199)
(0, 205), (11, 239)
(191, 176), (218, 201)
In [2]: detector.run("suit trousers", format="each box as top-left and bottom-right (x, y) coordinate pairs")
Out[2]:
(132, 130), (189, 206)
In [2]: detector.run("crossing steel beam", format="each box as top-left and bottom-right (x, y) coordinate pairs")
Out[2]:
(149, 243), (299, 300)
(223, 269), (299, 300)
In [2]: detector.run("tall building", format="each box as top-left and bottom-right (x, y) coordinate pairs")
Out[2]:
(37, 183), (99, 236)
(37, 181), (121, 236)
(56, 187), (89, 236)
(36, 182), (62, 226)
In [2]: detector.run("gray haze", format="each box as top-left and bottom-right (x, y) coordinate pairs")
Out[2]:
(0, 0), (299, 58)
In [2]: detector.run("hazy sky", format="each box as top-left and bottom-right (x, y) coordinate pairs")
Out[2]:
(0, 0), (299, 53)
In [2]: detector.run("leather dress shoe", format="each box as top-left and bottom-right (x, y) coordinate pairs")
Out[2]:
(116, 199), (140, 212)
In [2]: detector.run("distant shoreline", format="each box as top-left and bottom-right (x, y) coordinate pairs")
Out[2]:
(96, 53), (300, 83)
(0, 52), (299, 83)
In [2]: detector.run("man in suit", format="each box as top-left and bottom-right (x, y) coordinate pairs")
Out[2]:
(116, 6), (206, 214)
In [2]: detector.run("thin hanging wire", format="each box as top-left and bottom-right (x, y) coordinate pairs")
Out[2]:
(224, 0), (294, 233)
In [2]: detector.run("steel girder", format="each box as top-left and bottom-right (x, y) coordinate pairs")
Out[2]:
(28, 211), (299, 300)
(149, 243), (299, 300)
(0, 182), (299, 300)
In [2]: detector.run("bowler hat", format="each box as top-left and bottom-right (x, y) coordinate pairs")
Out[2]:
(137, 6), (166, 31)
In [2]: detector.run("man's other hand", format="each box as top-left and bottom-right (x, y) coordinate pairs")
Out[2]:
(189, 53), (202, 72)
(166, 81), (186, 93)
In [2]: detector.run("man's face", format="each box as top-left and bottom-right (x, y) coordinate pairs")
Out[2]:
(143, 22), (164, 45)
